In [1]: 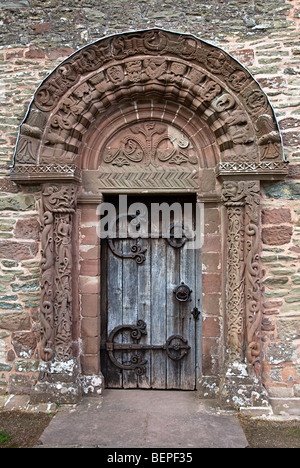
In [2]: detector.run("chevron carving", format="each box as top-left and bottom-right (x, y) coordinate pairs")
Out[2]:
(83, 166), (199, 192)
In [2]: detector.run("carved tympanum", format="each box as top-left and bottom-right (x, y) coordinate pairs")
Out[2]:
(102, 122), (198, 167)
(80, 120), (201, 192)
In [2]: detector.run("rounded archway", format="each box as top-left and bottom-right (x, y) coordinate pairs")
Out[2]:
(11, 29), (287, 407)
(12, 28), (286, 181)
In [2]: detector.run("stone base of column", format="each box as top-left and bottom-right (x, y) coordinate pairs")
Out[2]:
(197, 375), (221, 399)
(80, 373), (104, 396)
(219, 362), (269, 410)
(30, 359), (83, 405)
(198, 364), (270, 410)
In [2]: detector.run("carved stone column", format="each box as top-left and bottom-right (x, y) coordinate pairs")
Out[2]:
(221, 180), (269, 408)
(31, 183), (82, 404)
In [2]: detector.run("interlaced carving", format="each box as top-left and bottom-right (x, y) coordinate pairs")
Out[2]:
(226, 205), (245, 362)
(244, 181), (262, 377)
(40, 210), (55, 362)
(42, 183), (77, 213)
(53, 212), (73, 361)
(222, 180), (263, 376)
(39, 183), (78, 362)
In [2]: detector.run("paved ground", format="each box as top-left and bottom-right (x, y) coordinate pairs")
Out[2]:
(37, 389), (248, 448)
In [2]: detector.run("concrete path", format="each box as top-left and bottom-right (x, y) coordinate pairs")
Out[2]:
(37, 389), (248, 448)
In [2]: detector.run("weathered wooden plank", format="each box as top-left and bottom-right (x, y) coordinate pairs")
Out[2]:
(105, 239), (123, 388)
(166, 242), (181, 389)
(137, 238), (151, 388)
(179, 240), (196, 390)
(150, 237), (167, 389)
(122, 238), (139, 388)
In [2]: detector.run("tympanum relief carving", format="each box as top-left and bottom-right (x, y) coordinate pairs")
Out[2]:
(102, 122), (197, 167)
(90, 121), (199, 191)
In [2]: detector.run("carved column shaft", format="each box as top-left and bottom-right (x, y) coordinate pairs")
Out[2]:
(222, 180), (262, 377)
(40, 209), (55, 362)
(244, 181), (263, 377)
(224, 203), (245, 363)
(40, 183), (78, 363)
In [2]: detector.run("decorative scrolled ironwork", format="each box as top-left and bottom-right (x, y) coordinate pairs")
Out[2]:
(106, 213), (147, 264)
(104, 320), (190, 375)
(107, 238), (147, 264)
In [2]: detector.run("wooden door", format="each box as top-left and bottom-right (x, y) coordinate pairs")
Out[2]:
(100, 196), (201, 389)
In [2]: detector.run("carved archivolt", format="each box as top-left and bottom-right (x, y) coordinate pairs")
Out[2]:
(11, 29), (286, 184)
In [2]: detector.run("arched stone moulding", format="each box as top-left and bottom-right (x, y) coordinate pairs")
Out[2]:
(10, 29), (287, 407)
(11, 28), (287, 180)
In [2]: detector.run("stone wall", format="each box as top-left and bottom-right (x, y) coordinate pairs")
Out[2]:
(0, 0), (299, 413)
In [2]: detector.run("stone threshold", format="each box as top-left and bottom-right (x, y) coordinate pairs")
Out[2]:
(1, 393), (299, 420)
(269, 397), (300, 418)
(0, 394), (57, 413)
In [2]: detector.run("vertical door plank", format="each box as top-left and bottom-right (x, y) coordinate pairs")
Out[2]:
(122, 239), (139, 388)
(105, 239), (123, 388)
(137, 237), (151, 388)
(166, 242), (181, 389)
(179, 240), (196, 390)
(150, 237), (167, 389)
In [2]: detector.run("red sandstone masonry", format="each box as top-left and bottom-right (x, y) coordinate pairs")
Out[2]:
(0, 241), (39, 260)
(14, 218), (40, 240)
(201, 204), (223, 376)
(78, 201), (101, 376)
(262, 208), (292, 225)
(262, 225), (293, 245)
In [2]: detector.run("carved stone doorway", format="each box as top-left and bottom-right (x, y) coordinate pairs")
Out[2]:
(10, 29), (287, 407)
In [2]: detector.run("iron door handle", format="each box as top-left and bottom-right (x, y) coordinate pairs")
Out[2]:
(173, 282), (192, 302)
